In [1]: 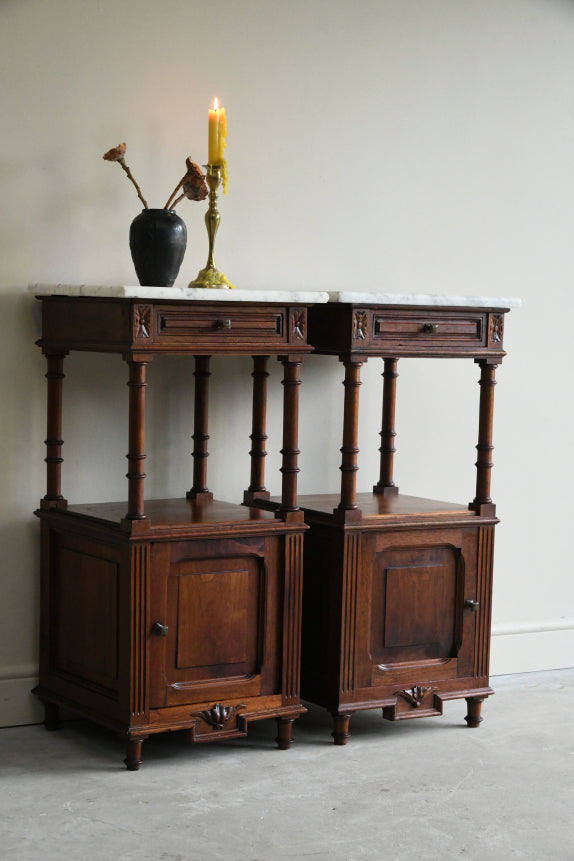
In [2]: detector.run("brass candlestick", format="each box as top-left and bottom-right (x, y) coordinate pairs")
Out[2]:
(189, 163), (233, 289)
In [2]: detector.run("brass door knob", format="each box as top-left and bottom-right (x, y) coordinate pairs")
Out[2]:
(422, 323), (439, 334)
(465, 599), (480, 613)
(151, 622), (169, 636)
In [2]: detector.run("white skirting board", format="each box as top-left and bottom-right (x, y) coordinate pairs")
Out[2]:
(0, 669), (43, 728)
(1, 626), (573, 727)
(490, 622), (574, 676)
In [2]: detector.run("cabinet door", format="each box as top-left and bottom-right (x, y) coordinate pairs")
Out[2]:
(367, 527), (478, 690)
(150, 542), (276, 708)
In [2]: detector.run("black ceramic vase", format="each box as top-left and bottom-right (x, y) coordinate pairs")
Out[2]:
(129, 208), (187, 287)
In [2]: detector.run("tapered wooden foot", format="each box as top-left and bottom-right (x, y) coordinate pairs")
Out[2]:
(275, 717), (295, 750)
(332, 713), (352, 745)
(124, 736), (147, 770)
(464, 696), (486, 728)
(43, 701), (61, 731)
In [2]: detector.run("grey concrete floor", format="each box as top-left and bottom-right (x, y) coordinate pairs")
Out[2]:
(1, 669), (573, 861)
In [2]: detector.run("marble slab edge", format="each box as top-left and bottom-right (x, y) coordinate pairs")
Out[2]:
(28, 284), (330, 304)
(328, 291), (522, 309)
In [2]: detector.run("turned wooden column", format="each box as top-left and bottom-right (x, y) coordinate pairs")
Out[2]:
(277, 356), (303, 521)
(275, 716), (295, 750)
(469, 360), (499, 516)
(335, 358), (364, 521)
(464, 696), (485, 728)
(41, 350), (68, 510)
(244, 356), (271, 504)
(123, 356), (150, 527)
(332, 712), (353, 745)
(373, 357), (399, 495)
(124, 735), (148, 771)
(187, 356), (213, 501)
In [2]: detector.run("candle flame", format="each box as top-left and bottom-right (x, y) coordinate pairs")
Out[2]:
(213, 97), (219, 110)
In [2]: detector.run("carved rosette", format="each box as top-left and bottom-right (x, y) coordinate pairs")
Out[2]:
(192, 702), (245, 731)
(395, 686), (437, 708)
(134, 305), (152, 340)
(353, 311), (369, 341)
(290, 309), (306, 341)
(489, 314), (503, 345)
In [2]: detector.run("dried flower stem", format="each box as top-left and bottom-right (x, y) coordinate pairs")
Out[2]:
(170, 193), (186, 208)
(119, 159), (148, 209)
(164, 180), (184, 210)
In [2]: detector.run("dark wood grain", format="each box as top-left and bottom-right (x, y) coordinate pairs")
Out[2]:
(34, 296), (314, 767)
(123, 357), (150, 524)
(277, 357), (304, 521)
(469, 360), (499, 516)
(373, 357), (399, 495)
(40, 351), (68, 510)
(307, 303), (509, 359)
(244, 355), (271, 504)
(298, 300), (514, 742)
(336, 359), (363, 518)
(299, 492), (475, 519)
(36, 297), (316, 355)
(66, 497), (281, 527)
(187, 355), (213, 500)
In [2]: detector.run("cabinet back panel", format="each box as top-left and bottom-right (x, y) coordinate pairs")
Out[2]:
(54, 545), (119, 691)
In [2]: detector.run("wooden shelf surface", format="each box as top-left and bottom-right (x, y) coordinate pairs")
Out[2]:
(253, 492), (480, 526)
(299, 492), (472, 517)
(65, 497), (281, 529)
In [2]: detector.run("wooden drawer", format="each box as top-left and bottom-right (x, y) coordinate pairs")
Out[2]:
(372, 310), (486, 349)
(307, 302), (506, 359)
(153, 305), (287, 348)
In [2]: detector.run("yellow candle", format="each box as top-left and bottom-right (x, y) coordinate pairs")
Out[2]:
(208, 97), (220, 164)
(208, 97), (227, 164)
(216, 105), (227, 163)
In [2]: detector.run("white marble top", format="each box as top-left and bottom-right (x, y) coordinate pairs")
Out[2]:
(328, 291), (521, 308)
(28, 284), (522, 310)
(29, 284), (329, 304)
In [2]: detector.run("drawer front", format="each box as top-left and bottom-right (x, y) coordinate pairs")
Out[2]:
(157, 307), (283, 341)
(372, 311), (486, 350)
(129, 303), (311, 351)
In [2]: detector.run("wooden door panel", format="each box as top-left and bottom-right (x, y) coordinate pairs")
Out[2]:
(150, 550), (268, 708)
(175, 567), (253, 670)
(374, 547), (460, 662)
(369, 539), (467, 686)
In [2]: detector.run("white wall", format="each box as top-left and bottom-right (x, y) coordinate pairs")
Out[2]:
(1, 0), (573, 727)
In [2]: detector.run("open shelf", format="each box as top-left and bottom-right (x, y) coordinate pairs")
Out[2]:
(63, 497), (286, 534)
(254, 492), (481, 527)
(297, 492), (474, 519)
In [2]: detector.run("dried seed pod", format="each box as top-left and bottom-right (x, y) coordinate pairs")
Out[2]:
(182, 160), (208, 201)
(103, 143), (127, 162)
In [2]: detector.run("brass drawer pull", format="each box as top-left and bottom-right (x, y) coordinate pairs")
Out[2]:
(465, 599), (480, 613)
(151, 621), (169, 636)
(422, 323), (439, 334)
(215, 319), (232, 330)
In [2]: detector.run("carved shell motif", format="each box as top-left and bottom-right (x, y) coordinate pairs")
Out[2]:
(193, 702), (245, 731)
(353, 311), (368, 341)
(395, 686), (437, 708)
